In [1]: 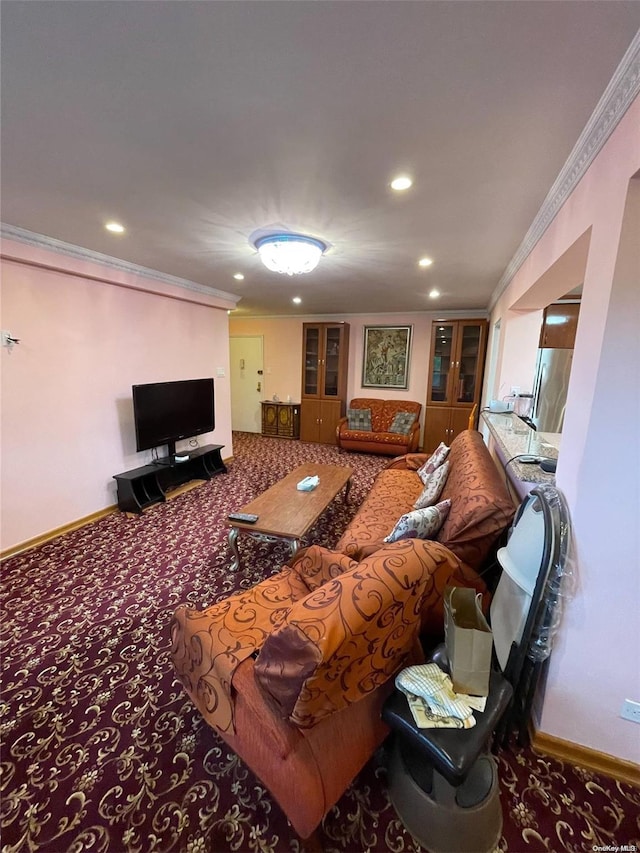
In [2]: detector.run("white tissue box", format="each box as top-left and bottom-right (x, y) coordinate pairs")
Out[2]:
(297, 475), (319, 491)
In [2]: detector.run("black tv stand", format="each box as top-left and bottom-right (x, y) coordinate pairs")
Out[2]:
(113, 444), (226, 513)
(152, 454), (191, 467)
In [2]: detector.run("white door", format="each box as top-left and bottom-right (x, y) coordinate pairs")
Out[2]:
(230, 336), (264, 433)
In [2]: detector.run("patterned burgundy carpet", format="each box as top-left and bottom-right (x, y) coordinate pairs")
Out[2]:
(1, 433), (638, 853)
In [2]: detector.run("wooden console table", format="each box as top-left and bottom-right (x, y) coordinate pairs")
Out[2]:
(261, 401), (300, 439)
(113, 444), (226, 513)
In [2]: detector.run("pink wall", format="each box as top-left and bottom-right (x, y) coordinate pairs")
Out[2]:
(488, 309), (542, 402)
(490, 96), (640, 763)
(345, 315), (435, 415)
(1, 238), (234, 551)
(230, 312), (487, 445)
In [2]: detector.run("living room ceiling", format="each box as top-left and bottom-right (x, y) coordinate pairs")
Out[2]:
(1, 2), (639, 318)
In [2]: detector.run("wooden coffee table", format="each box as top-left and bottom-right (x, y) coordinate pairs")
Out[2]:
(227, 463), (353, 572)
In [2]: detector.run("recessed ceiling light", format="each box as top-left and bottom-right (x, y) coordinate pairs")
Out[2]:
(233, 273), (245, 281)
(105, 221), (125, 233)
(429, 289), (440, 299)
(292, 296), (302, 304)
(390, 175), (413, 191)
(418, 257), (433, 267)
(439, 326), (445, 330)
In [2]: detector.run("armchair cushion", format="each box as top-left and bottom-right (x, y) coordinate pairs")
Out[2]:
(389, 411), (418, 435)
(347, 407), (372, 431)
(414, 461), (450, 509)
(384, 499), (451, 543)
(417, 441), (450, 482)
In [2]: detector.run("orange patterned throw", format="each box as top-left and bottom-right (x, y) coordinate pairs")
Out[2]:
(170, 539), (461, 734)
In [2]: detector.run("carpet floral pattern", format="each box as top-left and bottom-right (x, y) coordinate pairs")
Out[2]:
(1, 433), (638, 853)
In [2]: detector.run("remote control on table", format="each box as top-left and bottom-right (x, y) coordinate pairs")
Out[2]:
(228, 512), (259, 523)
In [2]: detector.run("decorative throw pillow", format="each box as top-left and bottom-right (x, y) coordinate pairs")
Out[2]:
(384, 499), (452, 543)
(347, 408), (372, 430)
(389, 411), (417, 435)
(417, 441), (450, 483)
(414, 461), (450, 509)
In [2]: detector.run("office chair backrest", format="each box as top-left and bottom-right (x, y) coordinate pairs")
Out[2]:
(490, 485), (570, 688)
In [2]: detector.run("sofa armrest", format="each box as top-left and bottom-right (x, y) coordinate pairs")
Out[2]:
(289, 545), (358, 591)
(231, 657), (303, 759)
(385, 452), (429, 470)
(408, 421), (421, 452)
(335, 416), (348, 442)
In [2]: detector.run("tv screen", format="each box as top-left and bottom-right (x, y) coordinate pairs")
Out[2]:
(132, 378), (215, 454)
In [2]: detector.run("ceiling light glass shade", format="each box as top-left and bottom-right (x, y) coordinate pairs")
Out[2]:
(254, 233), (326, 275)
(390, 175), (413, 191)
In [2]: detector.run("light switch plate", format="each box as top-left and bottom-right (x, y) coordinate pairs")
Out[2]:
(620, 699), (640, 724)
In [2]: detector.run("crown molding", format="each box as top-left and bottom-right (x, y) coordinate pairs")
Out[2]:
(490, 29), (640, 311)
(0, 223), (241, 305)
(231, 308), (488, 321)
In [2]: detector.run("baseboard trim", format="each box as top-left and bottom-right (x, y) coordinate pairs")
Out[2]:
(532, 729), (640, 787)
(1, 506), (118, 559)
(2, 453), (235, 560)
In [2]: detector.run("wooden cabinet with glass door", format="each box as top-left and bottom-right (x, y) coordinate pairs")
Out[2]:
(424, 319), (487, 451)
(300, 322), (350, 443)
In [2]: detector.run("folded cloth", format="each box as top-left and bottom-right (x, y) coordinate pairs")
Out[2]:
(402, 691), (476, 729)
(395, 662), (485, 729)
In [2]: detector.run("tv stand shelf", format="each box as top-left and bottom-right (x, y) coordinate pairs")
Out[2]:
(113, 444), (226, 513)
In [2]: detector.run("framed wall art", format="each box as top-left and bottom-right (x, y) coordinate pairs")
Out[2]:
(361, 325), (412, 389)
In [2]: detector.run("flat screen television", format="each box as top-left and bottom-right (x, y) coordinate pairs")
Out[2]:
(132, 378), (215, 461)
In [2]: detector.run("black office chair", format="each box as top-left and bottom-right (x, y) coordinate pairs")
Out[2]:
(382, 485), (572, 853)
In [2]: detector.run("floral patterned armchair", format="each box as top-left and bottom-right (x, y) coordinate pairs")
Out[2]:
(336, 398), (422, 456)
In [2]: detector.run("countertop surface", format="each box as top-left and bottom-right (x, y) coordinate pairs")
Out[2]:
(481, 411), (560, 486)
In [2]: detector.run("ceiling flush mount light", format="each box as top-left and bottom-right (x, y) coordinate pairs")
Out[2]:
(390, 175), (413, 191)
(252, 232), (327, 276)
(105, 221), (125, 233)
(233, 273), (245, 281)
(429, 289), (440, 299)
(418, 256), (433, 267)
(292, 296), (302, 304)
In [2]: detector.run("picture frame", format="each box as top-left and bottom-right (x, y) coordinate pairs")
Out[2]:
(362, 325), (412, 389)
